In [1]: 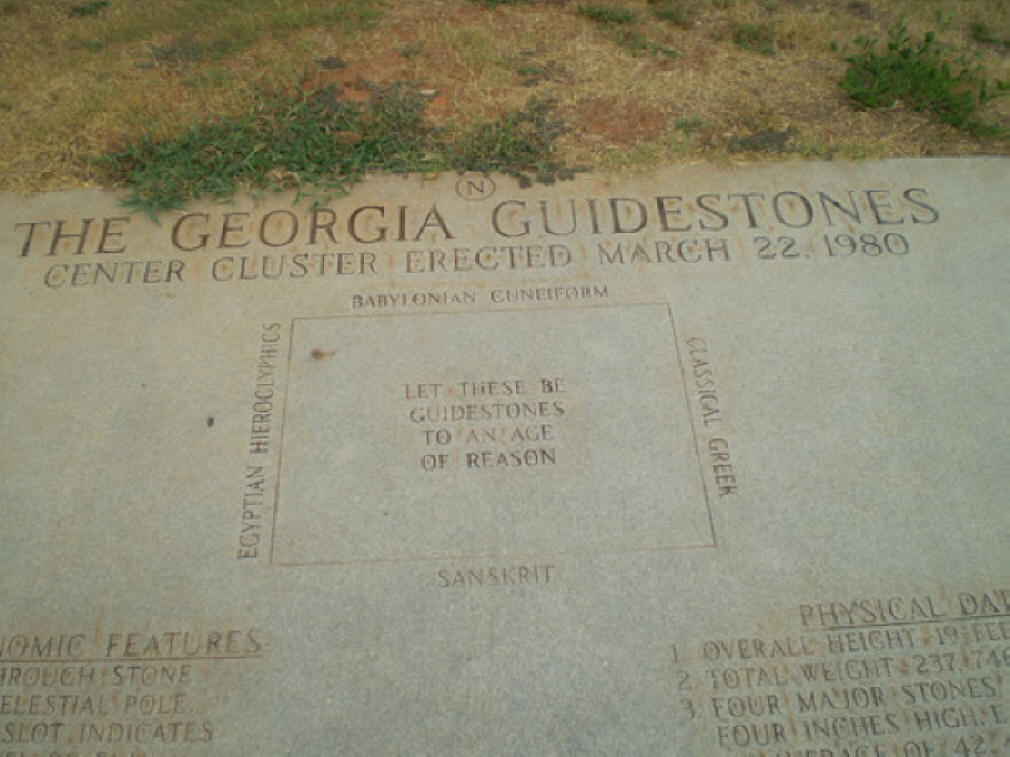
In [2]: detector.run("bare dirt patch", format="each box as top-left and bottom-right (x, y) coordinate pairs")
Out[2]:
(574, 98), (670, 146)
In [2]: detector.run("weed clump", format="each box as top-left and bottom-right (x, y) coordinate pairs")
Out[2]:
(447, 98), (572, 186)
(69, 0), (108, 16)
(840, 18), (1007, 135)
(970, 22), (1009, 50)
(610, 27), (677, 57)
(675, 116), (703, 132)
(471, 0), (570, 5)
(577, 3), (637, 25)
(578, 2), (677, 58)
(732, 22), (776, 55)
(99, 85), (574, 214)
(648, 0), (697, 28)
(100, 84), (428, 213)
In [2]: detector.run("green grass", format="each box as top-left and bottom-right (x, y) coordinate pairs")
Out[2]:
(610, 27), (678, 57)
(731, 22), (776, 55)
(515, 60), (565, 86)
(98, 84), (574, 215)
(70, 0), (381, 60)
(840, 18), (1008, 135)
(447, 97), (573, 186)
(577, 2), (677, 58)
(970, 22), (1009, 49)
(648, 0), (697, 28)
(70, 0), (109, 16)
(577, 3), (637, 25)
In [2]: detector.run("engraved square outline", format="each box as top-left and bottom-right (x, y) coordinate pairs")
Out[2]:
(269, 302), (717, 567)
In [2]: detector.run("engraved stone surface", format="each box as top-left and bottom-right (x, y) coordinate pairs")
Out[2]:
(0, 158), (1007, 755)
(274, 305), (713, 566)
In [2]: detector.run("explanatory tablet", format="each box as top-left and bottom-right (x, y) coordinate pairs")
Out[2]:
(272, 305), (713, 566)
(0, 158), (1006, 756)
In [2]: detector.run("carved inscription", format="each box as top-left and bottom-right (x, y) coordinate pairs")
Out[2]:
(666, 589), (1009, 755)
(270, 305), (715, 565)
(681, 337), (739, 498)
(406, 377), (567, 472)
(0, 628), (262, 753)
(0, 157), (1003, 754)
(232, 322), (285, 560)
(6, 185), (940, 290)
(436, 564), (556, 589)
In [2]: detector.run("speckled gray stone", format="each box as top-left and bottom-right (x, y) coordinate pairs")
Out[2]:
(0, 158), (1006, 755)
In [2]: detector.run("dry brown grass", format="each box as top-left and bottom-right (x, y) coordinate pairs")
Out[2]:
(0, 0), (1006, 194)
